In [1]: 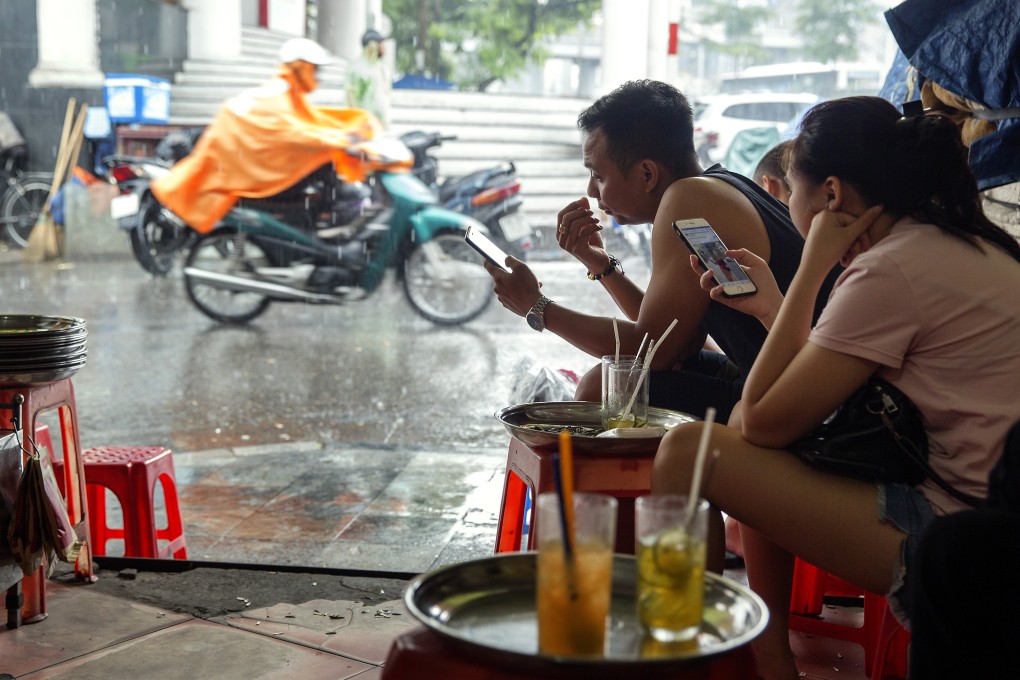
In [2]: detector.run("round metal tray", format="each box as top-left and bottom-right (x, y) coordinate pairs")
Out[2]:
(496, 401), (696, 455)
(0, 315), (85, 336)
(404, 553), (767, 672)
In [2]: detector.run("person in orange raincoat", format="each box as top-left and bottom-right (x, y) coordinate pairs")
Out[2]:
(151, 38), (380, 234)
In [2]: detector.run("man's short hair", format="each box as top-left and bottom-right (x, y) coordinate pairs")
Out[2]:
(577, 80), (694, 178)
(753, 140), (792, 187)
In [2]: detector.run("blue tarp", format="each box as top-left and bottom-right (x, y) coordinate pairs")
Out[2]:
(392, 74), (455, 90)
(881, 0), (1020, 190)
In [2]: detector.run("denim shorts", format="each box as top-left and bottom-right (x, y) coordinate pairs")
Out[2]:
(878, 482), (937, 628)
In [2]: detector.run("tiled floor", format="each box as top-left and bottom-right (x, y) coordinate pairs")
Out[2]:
(0, 438), (887, 680)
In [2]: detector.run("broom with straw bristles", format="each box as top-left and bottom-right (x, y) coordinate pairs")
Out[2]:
(23, 99), (88, 264)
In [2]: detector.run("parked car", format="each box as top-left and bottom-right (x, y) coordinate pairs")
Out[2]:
(692, 93), (822, 165)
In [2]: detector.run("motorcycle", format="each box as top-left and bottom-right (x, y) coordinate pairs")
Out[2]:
(399, 130), (533, 260)
(181, 136), (495, 326)
(105, 154), (195, 276)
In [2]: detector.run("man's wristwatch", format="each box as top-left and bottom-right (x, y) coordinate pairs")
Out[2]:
(526, 295), (552, 332)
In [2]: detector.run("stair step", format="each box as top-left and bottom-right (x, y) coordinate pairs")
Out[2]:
(160, 25), (590, 224)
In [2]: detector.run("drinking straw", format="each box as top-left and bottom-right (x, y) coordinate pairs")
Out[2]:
(554, 432), (579, 600)
(613, 317), (620, 363)
(620, 319), (680, 420)
(685, 407), (717, 521)
(551, 452), (573, 558)
(635, 332), (650, 361)
(558, 430), (576, 547)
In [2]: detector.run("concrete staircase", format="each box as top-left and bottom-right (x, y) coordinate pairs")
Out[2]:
(166, 26), (592, 230)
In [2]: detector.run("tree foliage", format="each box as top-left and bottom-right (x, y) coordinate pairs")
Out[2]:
(383, 0), (599, 91)
(794, 0), (879, 63)
(698, 0), (774, 70)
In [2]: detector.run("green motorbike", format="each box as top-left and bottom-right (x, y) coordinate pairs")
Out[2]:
(181, 138), (496, 325)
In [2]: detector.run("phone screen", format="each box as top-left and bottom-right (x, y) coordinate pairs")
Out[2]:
(465, 225), (512, 273)
(673, 219), (757, 297)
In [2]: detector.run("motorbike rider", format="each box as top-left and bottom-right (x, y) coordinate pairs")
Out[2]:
(151, 37), (380, 234)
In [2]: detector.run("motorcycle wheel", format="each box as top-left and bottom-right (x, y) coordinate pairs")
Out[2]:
(1, 174), (53, 248)
(183, 230), (272, 324)
(130, 196), (194, 277)
(402, 230), (494, 325)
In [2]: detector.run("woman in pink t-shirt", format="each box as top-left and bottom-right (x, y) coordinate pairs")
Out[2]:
(652, 96), (1020, 680)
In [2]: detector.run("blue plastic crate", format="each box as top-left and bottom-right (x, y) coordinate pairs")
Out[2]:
(104, 74), (171, 125)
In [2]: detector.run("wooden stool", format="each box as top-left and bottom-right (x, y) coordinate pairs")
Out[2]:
(495, 437), (655, 555)
(72, 446), (187, 559)
(0, 379), (93, 628)
(789, 558), (909, 679)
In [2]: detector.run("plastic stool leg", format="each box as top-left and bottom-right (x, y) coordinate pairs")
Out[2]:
(496, 471), (528, 553)
(86, 483), (109, 556)
(158, 474), (188, 559)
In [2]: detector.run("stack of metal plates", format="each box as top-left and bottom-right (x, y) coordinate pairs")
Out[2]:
(0, 315), (87, 385)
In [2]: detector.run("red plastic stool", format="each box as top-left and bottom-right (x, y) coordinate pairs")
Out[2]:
(77, 446), (187, 559)
(494, 437), (655, 555)
(788, 558), (909, 679)
(1, 379), (93, 628)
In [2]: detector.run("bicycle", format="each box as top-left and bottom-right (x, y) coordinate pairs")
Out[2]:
(1, 112), (54, 248)
(1, 160), (53, 249)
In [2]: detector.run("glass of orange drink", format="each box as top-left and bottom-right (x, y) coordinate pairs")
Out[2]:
(536, 491), (618, 657)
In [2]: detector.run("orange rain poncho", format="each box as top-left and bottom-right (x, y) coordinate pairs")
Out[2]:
(151, 67), (380, 233)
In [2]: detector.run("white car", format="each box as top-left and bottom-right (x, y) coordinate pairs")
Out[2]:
(692, 93), (822, 165)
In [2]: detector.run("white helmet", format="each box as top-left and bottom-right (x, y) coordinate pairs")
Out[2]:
(279, 38), (332, 66)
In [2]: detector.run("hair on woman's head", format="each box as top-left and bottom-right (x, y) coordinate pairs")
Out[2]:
(789, 96), (1020, 262)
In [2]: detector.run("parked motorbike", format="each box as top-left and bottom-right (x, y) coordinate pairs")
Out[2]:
(181, 137), (495, 325)
(399, 130), (533, 260)
(104, 154), (195, 276)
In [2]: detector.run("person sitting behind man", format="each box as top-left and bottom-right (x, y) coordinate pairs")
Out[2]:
(752, 140), (792, 205)
(483, 80), (838, 422)
(152, 37), (377, 234)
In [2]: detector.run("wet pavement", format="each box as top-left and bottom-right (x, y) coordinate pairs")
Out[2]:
(0, 239), (651, 572)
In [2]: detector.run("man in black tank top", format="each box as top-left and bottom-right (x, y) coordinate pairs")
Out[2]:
(482, 80), (838, 422)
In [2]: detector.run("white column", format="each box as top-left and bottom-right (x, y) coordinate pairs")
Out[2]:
(318, 0), (367, 62)
(600, 0), (651, 94)
(28, 0), (104, 88)
(646, 0), (670, 82)
(183, 0), (243, 61)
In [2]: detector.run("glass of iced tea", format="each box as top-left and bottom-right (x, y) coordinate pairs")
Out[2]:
(635, 494), (708, 642)
(536, 491), (618, 657)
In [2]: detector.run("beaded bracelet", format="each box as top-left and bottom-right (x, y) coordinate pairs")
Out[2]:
(587, 256), (624, 281)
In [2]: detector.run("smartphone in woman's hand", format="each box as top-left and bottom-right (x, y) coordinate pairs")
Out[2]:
(673, 218), (757, 298)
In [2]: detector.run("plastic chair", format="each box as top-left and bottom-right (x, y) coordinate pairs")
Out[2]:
(789, 558), (910, 679)
(54, 446), (187, 559)
(494, 437), (655, 554)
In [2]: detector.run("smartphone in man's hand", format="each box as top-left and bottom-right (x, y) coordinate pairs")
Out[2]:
(465, 225), (512, 273)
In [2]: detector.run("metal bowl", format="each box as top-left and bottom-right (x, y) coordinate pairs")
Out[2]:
(495, 401), (696, 455)
(404, 553), (767, 672)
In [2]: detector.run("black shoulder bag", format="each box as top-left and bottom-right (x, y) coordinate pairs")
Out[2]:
(789, 377), (982, 507)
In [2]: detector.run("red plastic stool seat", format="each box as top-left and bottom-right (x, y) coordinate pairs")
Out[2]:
(789, 558), (909, 679)
(77, 446), (187, 560)
(495, 437), (655, 555)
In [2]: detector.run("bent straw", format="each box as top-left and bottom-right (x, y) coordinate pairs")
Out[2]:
(636, 332), (650, 361)
(613, 317), (620, 363)
(685, 407), (717, 521)
(620, 319), (681, 420)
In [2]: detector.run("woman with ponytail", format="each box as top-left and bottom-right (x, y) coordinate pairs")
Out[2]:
(651, 96), (1020, 679)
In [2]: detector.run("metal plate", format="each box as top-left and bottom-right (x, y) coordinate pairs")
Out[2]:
(0, 315), (86, 336)
(496, 401), (696, 455)
(110, 192), (141, 220)
(498, 212), (533, 241)
(404, 553), (767, 672)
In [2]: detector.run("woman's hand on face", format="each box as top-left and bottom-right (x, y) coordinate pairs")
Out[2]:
(484, 257), (542, 317)
(555, 198), (607, 269)
(691, 249), (783, 328)
(804, 205), (883, 273)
